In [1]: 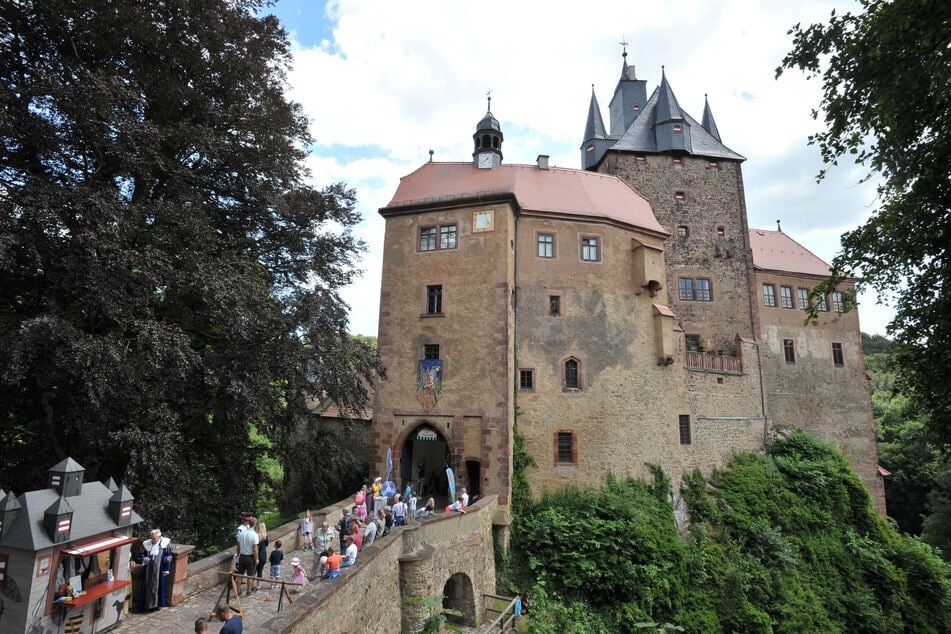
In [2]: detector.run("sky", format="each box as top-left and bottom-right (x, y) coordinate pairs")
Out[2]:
(266, 0), (893, 337)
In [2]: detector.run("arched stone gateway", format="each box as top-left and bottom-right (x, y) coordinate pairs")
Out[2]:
(399, 422), (450, 498)
(442, 572), (476, 626)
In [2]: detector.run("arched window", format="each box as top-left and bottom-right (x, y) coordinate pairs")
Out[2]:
(482, 134), (491, 148)
(492, 137), (499, 149)
(565, 358), (579, 388)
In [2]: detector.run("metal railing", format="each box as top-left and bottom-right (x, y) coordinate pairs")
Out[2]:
(684, 351), (742, 374)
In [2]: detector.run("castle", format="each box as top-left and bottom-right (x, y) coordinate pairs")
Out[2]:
(370, 52), (885, 524)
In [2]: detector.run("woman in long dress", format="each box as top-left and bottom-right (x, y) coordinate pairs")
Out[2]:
(138, 528), (173, 611)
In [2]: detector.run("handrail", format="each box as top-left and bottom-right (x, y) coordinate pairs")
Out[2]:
(480, 594), (519, 633)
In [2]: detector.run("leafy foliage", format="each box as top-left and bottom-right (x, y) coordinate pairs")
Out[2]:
(0, 0), (382, 547)
(513, 432), (951, 632)
(777, 0), (951, 444)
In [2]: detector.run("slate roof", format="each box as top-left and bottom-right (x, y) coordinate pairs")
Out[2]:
(382, 162), (666, 236)
(583, 87), (607, 141)
(748, 229), (831, 277)
(0, 480), (144, 552)
(611, 82), (745, 161)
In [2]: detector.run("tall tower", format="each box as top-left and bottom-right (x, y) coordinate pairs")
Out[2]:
(582, 54), (756, 355)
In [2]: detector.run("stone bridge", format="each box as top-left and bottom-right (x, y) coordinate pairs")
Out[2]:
(166, 494), (498, 633)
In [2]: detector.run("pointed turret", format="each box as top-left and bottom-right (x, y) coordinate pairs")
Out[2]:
(581, 86), (614, 169)
(652, 68), (690, 152)
(48, 457), (85, 497)
(0, 490), (21, 540)
(583, 86), (607, 142)
(44, 493), (74, 543)
(701, 94), (721, 142)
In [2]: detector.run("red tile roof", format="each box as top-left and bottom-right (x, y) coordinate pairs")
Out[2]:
(383, 162), (666, 235)
(749, 229), (831, 277)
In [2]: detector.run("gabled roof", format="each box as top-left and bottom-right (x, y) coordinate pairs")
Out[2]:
(382, 162), (666, 236)
(609, 80), (744, 161)
(749, 229), (831, 277)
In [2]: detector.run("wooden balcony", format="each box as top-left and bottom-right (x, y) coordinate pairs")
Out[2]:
(684, 351), (743, 374)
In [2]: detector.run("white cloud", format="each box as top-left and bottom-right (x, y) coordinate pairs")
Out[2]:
(279, 0), (891, 336)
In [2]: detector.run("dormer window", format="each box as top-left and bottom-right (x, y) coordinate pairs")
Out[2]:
(673, 124), (682, 134)
(633, 104), (641, 113)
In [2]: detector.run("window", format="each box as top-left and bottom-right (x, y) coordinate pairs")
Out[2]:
(564, 359), (580, 388)
(677, 225), (689, 237)
(555, 431), (576, 465)
(672, 157), (683, 168)
(537, 233), (554, 258)
(419, 224), (456, 252)
(816, 294), (829, 312)
(832, 291), (844, 313)
(426, 285), (442, 315)
(679, 278), (713, 301)
(549, 295), (561, 316)
(419, 227), (437, 251)
(424, 344), (440, 360)
(674, 191), (686, 203)
(679, 278), (694, 301)
(783, 339), (796, 364)
(440, 225), (457, 249)
(780, 285), (794, 309)
(763, 284), (777, 307)
(679, 415), (691, 445)
(685, 334), (701, 352)
(832, 342), (844, 367)
(797, 287), (810, 311)
(519, 369), (534, 390)
(708, 161), (720, 170)
(716, 226), (725, 237)
(635, 155), (647, 165)
(580, 237), (599, 262)
(673, 124), (682, 134)
(695, 278), (712, 301)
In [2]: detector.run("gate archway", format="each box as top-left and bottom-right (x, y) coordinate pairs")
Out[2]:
(400, 423), (449, 498)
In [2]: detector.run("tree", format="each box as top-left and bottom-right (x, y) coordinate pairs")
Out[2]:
(777, 1), (951, 442)
(0, 0), (383, 547)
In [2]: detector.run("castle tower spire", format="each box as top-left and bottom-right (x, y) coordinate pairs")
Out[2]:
(701, 93), (722, 142)
(608, 43), (648, 136)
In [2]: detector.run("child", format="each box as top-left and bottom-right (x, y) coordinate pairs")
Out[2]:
(323, 546), (345, 579)
(289, 556), (307, 590)
(268, 540), (284, 589)
(300, 510), (314, 551)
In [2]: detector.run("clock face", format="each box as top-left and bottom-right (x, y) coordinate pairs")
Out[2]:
(473, 209), (495, 232)
(477, 153), (494, 168)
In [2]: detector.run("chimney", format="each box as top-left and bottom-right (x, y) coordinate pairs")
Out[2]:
(536, 155), (550, 171)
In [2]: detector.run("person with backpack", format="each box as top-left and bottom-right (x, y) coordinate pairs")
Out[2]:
(336, 508), (352, 545)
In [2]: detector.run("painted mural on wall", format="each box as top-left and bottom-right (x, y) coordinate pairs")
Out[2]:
(417, 360), (443, 412)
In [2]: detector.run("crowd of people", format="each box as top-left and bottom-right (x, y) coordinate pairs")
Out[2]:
(192, 478), (469, 634)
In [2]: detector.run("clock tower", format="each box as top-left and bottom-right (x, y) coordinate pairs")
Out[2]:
(473, 95), (503, 169)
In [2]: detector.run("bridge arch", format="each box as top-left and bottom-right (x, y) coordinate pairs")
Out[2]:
(442, 572), (476, 627)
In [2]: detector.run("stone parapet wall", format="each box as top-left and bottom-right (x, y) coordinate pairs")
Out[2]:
(180, 495), (498, 633)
